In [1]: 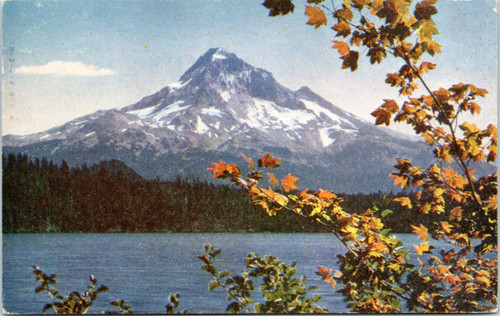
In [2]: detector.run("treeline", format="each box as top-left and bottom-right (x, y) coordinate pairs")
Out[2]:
(2, 153), (433, 234)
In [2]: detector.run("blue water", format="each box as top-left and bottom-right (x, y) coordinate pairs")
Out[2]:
(3, 233), (423, 314)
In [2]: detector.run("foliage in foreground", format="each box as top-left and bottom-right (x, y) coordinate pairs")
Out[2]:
(198, 245), (328, 313)
(32, 266), (187, 314)
(206, 0), (497, 313)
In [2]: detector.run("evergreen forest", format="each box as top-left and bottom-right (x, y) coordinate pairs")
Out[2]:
(2, 153), (433, 234)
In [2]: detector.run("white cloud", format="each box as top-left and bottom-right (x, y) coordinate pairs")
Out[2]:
(14, 61), (116, 76)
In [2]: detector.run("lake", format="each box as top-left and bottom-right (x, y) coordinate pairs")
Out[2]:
(3, 233), (423, 314)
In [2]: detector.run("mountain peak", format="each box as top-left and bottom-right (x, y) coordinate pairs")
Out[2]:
(180, 48), (246, 81)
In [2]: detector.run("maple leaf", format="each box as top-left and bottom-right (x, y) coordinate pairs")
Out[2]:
(439, 221), (452, 234)
(415, 241), (430, 255)
(411, 224), (429, 241)
(381, 99), (399, 112)
(414, 0), (438, 21)
(280, 174), (298, 192)
(305, 6), (327, 29)
(394, 197), (412, 209)
(316, 189), (337, 201)
(420, 61), (436, 73)
(341, 50), (359, 71)
(389, 174), (409, 188)
(208, 161), (240, 179)
(240, 153), (255, 169)
(332, 21), (351, 37)
(258, 153), (281, 169)
(267, 173), (278, 185)
(443, 167), (468, 189)
(316, 265), (336, 287)
(335, 7), (353, 21)
(371, 108), (391, 126)
(262, 0), (295, 16)
(332, 41), (350, 56)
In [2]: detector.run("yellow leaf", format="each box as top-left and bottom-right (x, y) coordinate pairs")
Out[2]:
(394, 197), (412, 209)
(439, 221), (452, 234)
(240, 153), (255, 169)
(267, 173), (278, 185)
(332, 40), (350, 56)
(415, 241), (430, 255)
(305, 6), (327, 29)
(411, 224), (429, 241)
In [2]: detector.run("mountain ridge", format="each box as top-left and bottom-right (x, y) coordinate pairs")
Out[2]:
(4, 47), (445, 193)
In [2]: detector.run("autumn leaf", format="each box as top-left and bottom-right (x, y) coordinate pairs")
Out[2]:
(280, 174), (298, 191)
(258, 153), (282, 169)
(411, 224), (429, 241)
(420, 61), (436, 73)
(240, 153), (255, 169)
(415, 241), (430, 255)
(262, 0), (295, 16)
(208, 161), (240, 179)
(341, 50), (359, 71)
(389, 174), (409, 188)
(371, 107), (392, 126)
(382, 99), (399, 112)
(305, 6), (327, 29)
(316, 189), (337, 201)
(332, 21), (351, 37)
(332, 41), (350, 56)
(394, 197), (412, 209)
(414, 0), (438, 20)
(439, 221), (452, 234)
(335, 7), (353, 21)
(268, 173), (278, 185)
(316, 265), (336, 287)
(443, 167), (468, 189)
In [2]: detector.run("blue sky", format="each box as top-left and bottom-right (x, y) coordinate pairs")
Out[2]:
(2, 0), (497, 135)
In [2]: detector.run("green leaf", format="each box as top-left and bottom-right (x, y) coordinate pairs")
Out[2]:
(219, 270), (231, 279)
(380, 228), (392, 236)
(381, 209), (393, 218)
(208, 280), (221, 291)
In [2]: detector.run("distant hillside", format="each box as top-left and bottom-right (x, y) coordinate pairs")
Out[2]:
(3, 153), (438, 234)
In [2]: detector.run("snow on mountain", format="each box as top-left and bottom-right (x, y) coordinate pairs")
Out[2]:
(3, 48), (439, 193)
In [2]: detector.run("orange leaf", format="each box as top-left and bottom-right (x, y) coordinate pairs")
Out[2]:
(394, 197), (412, 209)
(371, 107), (391, 126)
(332, 41), (350, 56)
(267, 173), (278, 185)
(411, 224), (429, 241)
(316, 265), (336, 287)
(381, 99), (399, 112)
(316, 189), (337, 201)
(305, 6), (327, 29)
(208, 161), (240, 179)
(332, 21), (351, 37)
(443, 167), (468, 189)
(415, 241), (430, 255)
(240, 153), (255, 169)
(280, 174), (298, 191)
(258, 153), (281, 169)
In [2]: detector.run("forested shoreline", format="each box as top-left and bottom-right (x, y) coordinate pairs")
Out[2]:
(2, 153), (434, 234)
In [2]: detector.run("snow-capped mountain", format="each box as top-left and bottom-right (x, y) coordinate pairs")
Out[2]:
(3, 48), (435, 192)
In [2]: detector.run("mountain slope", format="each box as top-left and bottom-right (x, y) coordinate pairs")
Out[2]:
(4, 48), (441, 193)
